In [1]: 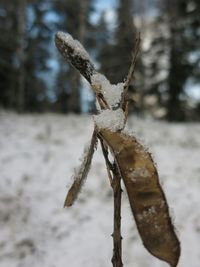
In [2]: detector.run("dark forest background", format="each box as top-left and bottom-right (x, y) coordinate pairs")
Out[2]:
(0, 0), (199, 121)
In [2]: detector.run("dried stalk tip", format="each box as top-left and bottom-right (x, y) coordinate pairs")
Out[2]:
(55, 31), (95, 83)
(56, 31), (91, 61)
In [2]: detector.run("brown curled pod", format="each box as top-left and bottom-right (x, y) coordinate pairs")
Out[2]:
(98, 128), (180, 267)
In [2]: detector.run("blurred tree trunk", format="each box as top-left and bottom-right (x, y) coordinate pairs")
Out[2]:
(67, 0), (89, 113)
(137, 0), (146, 115)
(166, 0), (185, 121)
(98, 0), (136, 83)
(114, 0), (136, 83)
(166, 0), (200, 121)
(54, 0), (95, 113)
(16, 0), (26, 112)
(79, 0), (88, 43)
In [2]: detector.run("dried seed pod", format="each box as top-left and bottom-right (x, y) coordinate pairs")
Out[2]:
(99, 129), (180, 267)
(64, 131), (97, 207)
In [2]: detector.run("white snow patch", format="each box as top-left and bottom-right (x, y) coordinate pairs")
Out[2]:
(56, 31), (91, 61)
(94, 108), (125, 131)
(0, 112), (200, 267)
(91, 73), (124, 108)
(95, 99), (101, 111)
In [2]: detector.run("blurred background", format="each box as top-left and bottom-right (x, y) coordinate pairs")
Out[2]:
(0, 0), (200, 120)
(0, 1), (200, 267)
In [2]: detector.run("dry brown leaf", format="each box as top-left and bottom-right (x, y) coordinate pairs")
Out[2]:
(64, 131), (97, 207)
(99, 129), (180, 267)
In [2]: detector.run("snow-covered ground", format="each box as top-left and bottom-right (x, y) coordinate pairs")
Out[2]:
(0, 112), (200, 267)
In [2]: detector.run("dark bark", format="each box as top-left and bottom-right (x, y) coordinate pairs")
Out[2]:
(166, 0), (186, 121)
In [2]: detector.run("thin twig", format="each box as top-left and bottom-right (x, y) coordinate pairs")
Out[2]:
(96, 93), (110, 110)
(98, 133), (123, 267)
(99, 137), (123, 267)
(111, 163), (123, 267)
(121, 32), (141, 110)
(99, 136), (113, 185)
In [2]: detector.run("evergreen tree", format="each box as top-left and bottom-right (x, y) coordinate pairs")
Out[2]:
(16, 0), (26, 112)
(0, 0), (18, 109)
(24, 0), (52, 111)
(0, 0), (52, 112)
(146, 0), (200, 121)
(166, 0), (200, 121)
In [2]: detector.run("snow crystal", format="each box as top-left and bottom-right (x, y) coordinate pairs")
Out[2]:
(91, 73), (124, 109)
(94, 108), (125, 131)
(56, 31), (91, 61)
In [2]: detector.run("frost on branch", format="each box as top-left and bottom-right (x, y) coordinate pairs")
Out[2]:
(94, 109), (125, 132)
(91, 73), (124, 109)
(91, 73), (125, 132)
(56, 31), (91, 61)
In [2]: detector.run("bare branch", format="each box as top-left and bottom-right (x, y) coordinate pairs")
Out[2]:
(111, 163), (123, 267)
(98, 134), (123, 267)
(121, 33), (141, 109)
(99, 136), (113, 184)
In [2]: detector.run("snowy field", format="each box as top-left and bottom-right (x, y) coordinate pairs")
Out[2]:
(0, 111), (200, 267)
